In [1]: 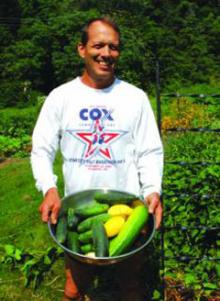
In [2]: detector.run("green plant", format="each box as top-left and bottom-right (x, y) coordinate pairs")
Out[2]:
(0, 135), (31, 158)
(0, 107), (38, 137)
(162, 131), (219, 298)
(0, 244), (63, 289)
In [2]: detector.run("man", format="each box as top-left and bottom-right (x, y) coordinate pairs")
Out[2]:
(31, 17), (163, 301)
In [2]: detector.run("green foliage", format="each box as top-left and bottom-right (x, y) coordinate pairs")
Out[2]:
(0, 135), (30, 158)
(0, 104), (43, 157)
(1, 2), (220, 106)
(0, 106), (39, 137)
(161, 92), (219, 297)
(0, 156), (65, 300)
(0, 244), (63, 289)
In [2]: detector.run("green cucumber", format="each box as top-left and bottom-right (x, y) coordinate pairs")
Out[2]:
(67, 208), (80, 229)
(75, 202), (109, 217)
(94, 191), (137, 205)
(78, 230), (93, 243)
(92, 221), (109, 257)
(77, 213), (110, 233)
(55, 216), (67, 244)
(81, 243), (94, 254)
(66, 231), (80, 253)
(109, 205), (149, 257)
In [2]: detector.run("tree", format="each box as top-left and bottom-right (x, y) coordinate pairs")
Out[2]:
(0, 0), (220, 107)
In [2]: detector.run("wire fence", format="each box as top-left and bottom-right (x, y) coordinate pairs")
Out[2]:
(156, 61), (220, 295)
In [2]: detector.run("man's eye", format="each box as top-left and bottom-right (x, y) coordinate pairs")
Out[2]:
(110, 44), (120, 51)
(94, 44), (103, 49)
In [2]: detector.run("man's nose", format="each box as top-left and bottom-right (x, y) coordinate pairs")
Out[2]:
(101, 45), (111, 56)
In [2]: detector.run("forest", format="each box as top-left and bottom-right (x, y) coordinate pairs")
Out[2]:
(1, 0), (220, 107)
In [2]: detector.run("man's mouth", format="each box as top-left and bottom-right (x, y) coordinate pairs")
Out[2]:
(99, 61), (110, 66)
(96, 59), (114, 68)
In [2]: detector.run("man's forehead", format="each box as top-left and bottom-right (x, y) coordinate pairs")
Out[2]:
(87, 21), (120, 42)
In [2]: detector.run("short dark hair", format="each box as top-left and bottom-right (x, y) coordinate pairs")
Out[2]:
(80, 17), (121, 46)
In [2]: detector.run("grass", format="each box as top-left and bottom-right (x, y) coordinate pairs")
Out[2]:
(0, 261), (65, 301)
(163, 82), (220, 95)
(0, 156), (162, 301)
(0, 155), (66, 301)
(172, 83), (220, 94)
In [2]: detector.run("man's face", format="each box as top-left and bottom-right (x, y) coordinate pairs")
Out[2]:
(78, 21), (120, 87)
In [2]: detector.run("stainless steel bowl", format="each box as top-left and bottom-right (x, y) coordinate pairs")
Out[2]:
(48, 188), (156, 266)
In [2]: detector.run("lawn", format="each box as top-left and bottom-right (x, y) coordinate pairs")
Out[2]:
(0, 156), (66, 301)
(0, 156), (162, 301)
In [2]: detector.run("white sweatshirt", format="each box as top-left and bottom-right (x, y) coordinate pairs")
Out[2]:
(31, 77), (163, 198)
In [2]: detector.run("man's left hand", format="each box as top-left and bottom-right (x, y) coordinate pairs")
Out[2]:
(145, 192), (162, 229)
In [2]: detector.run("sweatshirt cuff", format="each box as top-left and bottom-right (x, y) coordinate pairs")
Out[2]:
(36, 181), (57, 196)
(43, 184), (57, 196)
(142, 187), (162, 199)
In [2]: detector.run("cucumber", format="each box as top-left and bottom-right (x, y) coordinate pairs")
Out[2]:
(55, 216), (67, 244)
(109, 205), (149, 257)
(72, 199), (97, 210)
(66, 231), (80, 253)
(92, 221), (109, 257)
(78, 230), (93, 243)
(77, 213), (110, 233)
(67, 208), (80, 229)
(75, 202), (109, 217)
(94, 191), (137, 205)
(81, 243), (94, 254)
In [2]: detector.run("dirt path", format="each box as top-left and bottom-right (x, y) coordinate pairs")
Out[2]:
(0, 157), (24, 168)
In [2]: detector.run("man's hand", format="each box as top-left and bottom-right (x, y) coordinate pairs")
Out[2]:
(145, 192), (162, 229)
(39, 187), (61, 224)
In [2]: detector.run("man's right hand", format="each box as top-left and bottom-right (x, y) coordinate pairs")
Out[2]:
(39, 187), (61, 224)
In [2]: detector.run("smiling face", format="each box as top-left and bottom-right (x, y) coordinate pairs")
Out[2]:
(78, 21), (120, 89)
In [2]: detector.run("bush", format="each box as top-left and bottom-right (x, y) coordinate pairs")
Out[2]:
(0, 102), (45, 158)
(0, 106), (40, 137)
(0, 135), (31, 158)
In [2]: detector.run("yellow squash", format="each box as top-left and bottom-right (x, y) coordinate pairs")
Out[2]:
(104, 216), (126, 237)
(108, 204), (133, 217)
(131, 199), (144, 208)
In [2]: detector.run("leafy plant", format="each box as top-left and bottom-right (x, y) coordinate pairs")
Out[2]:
(1, 244), (63, 289)
(162, 94), (219, 300)
(0, 135), (31, 158)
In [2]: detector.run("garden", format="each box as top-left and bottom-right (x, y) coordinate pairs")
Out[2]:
(1, 1), (220, 300)
(0, 84), (219, 301)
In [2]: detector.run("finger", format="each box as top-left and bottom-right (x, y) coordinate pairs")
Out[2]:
(155, 203), (163, 229)
(148, 198), (159, 214)
(41, 204), (50, 223)
(50, 204), (60, 224)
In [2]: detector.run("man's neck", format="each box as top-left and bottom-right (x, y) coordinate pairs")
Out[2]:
(80, 72), (115, 89)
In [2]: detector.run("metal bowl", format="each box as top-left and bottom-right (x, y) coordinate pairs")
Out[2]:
(48, 188), (156, 266)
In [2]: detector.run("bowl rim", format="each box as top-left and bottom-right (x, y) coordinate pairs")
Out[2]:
(48, 188), (156, 262)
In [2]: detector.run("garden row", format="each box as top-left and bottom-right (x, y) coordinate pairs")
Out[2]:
(0, 92), (219, 300)
(161, 95), (219, 299)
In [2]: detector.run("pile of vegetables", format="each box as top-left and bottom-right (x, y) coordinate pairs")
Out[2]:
(55, 192), (149, 258)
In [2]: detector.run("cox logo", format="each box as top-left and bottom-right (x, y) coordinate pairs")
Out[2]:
(80, 108), (113, 121)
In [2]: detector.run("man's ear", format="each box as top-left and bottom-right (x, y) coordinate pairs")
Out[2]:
(77, 43), (85, 58)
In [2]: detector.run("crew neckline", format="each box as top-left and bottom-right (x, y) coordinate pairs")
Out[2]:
(77, 76), (119, 93)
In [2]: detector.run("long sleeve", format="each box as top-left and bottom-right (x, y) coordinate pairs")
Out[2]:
(30, 91), (61, 195)
(134, 93), (164, 198)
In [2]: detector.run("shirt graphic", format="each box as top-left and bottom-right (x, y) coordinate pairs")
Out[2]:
(67, 109), (127, 165)
(67, 118), (127, 161)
